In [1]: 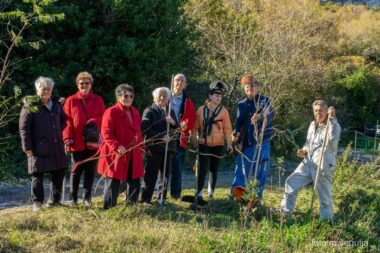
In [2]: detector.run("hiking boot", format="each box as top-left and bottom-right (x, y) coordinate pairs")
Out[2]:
(32, 202), (42, 212)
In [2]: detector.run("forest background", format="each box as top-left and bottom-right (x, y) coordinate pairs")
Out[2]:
(1, 0), (380, 179)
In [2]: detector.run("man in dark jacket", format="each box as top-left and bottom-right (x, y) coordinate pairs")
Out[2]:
(19, 76), (68, 212)
(141, 87), (179, 205)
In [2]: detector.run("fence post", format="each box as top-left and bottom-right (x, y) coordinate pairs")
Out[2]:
(354, 131), (357, 151)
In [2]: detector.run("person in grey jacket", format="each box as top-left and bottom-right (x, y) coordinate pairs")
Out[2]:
(19, 77), (68, 212)
(280, 100), (341, 220)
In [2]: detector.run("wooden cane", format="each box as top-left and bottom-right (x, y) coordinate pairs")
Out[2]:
(159, 102), (172, 206)
(310, 116), (330, 213)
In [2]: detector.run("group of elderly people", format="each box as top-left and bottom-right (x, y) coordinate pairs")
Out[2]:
(19, 71), (340, 221)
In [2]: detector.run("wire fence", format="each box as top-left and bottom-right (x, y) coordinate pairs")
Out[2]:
(353, 130), (380, 151)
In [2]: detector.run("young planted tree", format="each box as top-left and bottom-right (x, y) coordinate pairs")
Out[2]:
(0, 0), (64, 179)
(184, 0), (339, 150)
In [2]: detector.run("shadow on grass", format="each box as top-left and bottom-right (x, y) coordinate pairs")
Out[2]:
(0, 236), (28, 253)
(141, 198), (242, 229)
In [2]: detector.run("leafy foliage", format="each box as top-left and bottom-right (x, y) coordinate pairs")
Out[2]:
(11, 0), (196, 110)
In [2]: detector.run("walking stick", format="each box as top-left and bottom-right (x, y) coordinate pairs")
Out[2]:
(159, 102), (172, 206)
(310, 116), (330, 213)
(190, 135), (200, 210)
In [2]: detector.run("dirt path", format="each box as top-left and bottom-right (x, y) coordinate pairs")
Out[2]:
(0, 162), (297, 211)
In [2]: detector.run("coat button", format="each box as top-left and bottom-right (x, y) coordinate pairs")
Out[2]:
(54, 139), (58, 143)
(53, 125), (56, 128)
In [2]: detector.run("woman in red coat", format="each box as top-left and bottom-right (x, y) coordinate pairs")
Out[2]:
(97, 84), (144, 209)
(63, 72), (105, 206)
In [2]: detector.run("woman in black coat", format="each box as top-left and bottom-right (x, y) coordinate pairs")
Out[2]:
(19, 76), (68, 212)
(141, 87), (179, 205)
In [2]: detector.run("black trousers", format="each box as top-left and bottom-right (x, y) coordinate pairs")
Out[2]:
(70, 149), (97, 202)
(197, 145), (224, 196)
(103, 160), (141, 209)
(31, 168), (66, 204)
(141, 151), (174, 203)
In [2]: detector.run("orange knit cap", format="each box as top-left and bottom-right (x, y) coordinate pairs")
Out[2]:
(240, 75), (259, 86)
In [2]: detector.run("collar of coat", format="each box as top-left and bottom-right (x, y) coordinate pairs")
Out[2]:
(75, 91), (95, 100)
(115, 102), (139, 130)
(151, 103), (167, 114)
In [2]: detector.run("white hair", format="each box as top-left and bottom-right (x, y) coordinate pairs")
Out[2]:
(35, 76), (54, 91)
(174, 73), (186, 82)
(152, 87), (171, 100)
(312, 100), (328, 110)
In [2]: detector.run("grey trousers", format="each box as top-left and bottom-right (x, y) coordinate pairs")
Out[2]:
(280, 160), (334, 220)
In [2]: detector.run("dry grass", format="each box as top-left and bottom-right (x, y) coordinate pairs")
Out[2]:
(1, 184), (377, 252)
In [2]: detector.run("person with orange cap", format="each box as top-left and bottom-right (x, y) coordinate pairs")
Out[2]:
(230, 75), (274, 201)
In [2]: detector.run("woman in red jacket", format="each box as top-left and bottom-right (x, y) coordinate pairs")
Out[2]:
(97, 84), (144, 209)
(63, 72), (105, 206)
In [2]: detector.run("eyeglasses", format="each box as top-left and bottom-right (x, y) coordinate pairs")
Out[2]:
(122, 94), (134, 99)
(78, 81), (91, 85)
(244, 84), (258, 88)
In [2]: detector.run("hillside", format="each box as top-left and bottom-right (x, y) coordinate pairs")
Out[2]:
(1, 148), (379, 252)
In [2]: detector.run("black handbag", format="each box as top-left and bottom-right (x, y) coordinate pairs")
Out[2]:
(80, 99), (101, 148)
(83, 121), (100, 143)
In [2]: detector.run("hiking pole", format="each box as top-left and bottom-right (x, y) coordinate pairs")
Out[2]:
(310, 116), (330, 213)
(159, 102), (172, 206)
(190, 134), (200, 210)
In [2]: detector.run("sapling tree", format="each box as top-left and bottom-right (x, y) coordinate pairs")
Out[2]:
(0, 0), (64, 134)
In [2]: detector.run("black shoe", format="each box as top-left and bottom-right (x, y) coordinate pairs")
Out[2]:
(196, 196), (207, 205)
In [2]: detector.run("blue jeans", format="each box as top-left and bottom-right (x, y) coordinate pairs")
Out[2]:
(231, 142), (271, 199)
(170, 146), (186, 197)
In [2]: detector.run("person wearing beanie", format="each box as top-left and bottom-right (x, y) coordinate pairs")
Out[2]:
(230, 75), (274, 203)
(191, 80), (233, 200)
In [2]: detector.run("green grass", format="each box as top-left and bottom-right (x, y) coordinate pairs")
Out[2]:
(0, 186), (378, 253)
(1, 147), (379, 252)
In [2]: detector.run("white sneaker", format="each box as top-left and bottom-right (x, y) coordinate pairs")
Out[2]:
(83, 200), (92, 207)
(32, 202), (42, 212)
